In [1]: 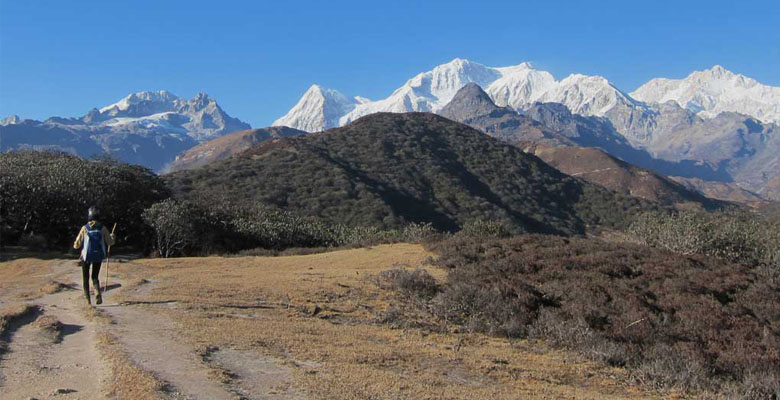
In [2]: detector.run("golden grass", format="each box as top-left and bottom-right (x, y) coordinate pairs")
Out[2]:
(0, 257), (75, 299)
(113, 244), (669, 400)
(81, 305), (167, 399)
(95, 331), (167, 400)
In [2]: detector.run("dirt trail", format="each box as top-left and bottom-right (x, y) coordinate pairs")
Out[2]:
(101, 303), (237, 400)
(0, 261), (106, 400)
(100, 264), (305, 400)
(1, 259), (306, 400)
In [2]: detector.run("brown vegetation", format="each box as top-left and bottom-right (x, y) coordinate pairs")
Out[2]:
(422, 235), (780, 398)
(527, 145), (724, 209)
(167, 126), (305, 172)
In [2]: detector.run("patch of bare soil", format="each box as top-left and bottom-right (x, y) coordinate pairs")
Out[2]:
(100, 303), (237, 400)
(0, 261), (106, 400)
(100, 276), (306, 400)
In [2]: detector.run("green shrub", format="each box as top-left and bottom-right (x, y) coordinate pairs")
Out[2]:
(166, 113), (655, 237)
(141, 198), (440, 256)
(0, 151), (169, 249)
(142, 199), (207, 257)
(628, 210), (780, 271)
(459, 219), (512, 238)
(17, 233), (47, 250)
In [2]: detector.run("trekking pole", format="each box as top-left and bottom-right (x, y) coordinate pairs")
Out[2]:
(104, 223), (117, 294)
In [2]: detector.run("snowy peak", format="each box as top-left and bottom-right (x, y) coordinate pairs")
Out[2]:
(540, 74), (640, 116)
(275, 58), (640, 132)
(485, 63), (556, 109)
(99, 90), (180, 115)
(631, 65), (780, 123)
(272, 84), (357, 132)
(409, 58), (501, 105)
(277, 58), (567, 132)
(698, 65), (733, 80)
(1, 115), (21, 126)
(83, 90), (250, 141)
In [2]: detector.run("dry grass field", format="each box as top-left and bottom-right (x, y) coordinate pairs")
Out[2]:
(0, 244), (679, 399)
(104, 243), (669, 399)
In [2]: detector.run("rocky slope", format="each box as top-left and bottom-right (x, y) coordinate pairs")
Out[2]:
(167, 126), (306, 172)
(525, 145), (723, 208)
(439, 83), (574, 147)
(670, 176), (768, 207)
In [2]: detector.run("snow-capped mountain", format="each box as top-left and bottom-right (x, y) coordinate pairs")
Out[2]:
(537, 74), (642, 117)
(484, 63), (556, 108)
(83, 90), (250, 141)
(274, 58), (641, 133)
(273, 85), (362, 132)
(338, 58), (503, 126)
(0, 91), (250, 171)
(0, 115), (21, 126)
(631, 65), (780, 124)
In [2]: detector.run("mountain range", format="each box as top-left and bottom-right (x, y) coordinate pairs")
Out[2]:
(439, 83), (723, 209)
(274, 59), (780, 201)
(0, 91), (249, 171)
(2, 58), (779, 202)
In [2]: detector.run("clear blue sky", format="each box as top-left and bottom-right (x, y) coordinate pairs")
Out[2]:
(1, 0), (778, 127)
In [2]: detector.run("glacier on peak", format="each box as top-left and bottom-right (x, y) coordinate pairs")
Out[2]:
(99, 90), (180, 114)
(274, 58), (634, 132)
(272, 84), (359, 133)
(631, 65), (780, 123)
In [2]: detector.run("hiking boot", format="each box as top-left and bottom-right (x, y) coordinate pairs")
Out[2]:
(85, 294), (92, 306)
(96, 293), (103, 305)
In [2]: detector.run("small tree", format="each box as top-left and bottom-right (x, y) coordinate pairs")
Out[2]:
(142, 199), (202, 257)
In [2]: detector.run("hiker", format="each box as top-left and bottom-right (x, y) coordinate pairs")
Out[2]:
(73, 206), (116, 305)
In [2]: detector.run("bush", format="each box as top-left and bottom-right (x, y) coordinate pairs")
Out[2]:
(0, 151), (169, 249)
(628, 210), (780, 271)
(376, 268), (439, 299)
(458, 219), (512, 238)
(142, 198), (440, 256)
(422, 234), (780, 397)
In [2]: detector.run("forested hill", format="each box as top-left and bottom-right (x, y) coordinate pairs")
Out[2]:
(166, 113), (654, 235)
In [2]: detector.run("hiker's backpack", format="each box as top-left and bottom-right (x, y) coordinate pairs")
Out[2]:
(83, 223), (106, 264)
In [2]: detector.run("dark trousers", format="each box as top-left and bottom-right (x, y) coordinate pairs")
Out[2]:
(81, 260), (102, 298)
